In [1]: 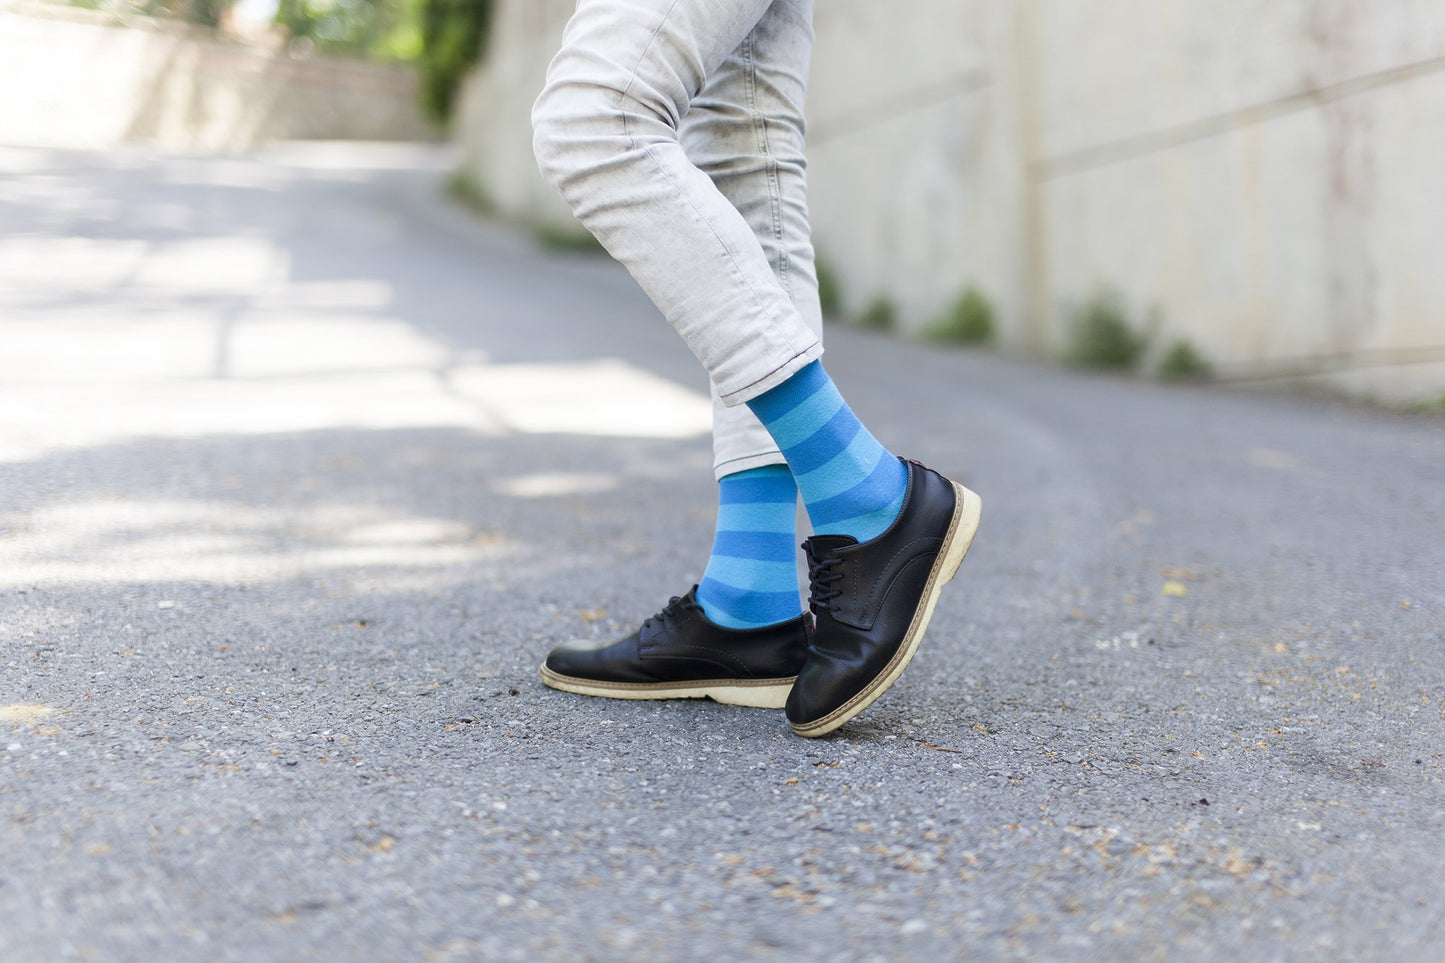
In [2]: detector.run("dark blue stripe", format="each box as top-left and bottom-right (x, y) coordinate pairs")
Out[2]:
(746, 359), (830, 423)
(718, 468), (797, 505)
(781, 407), (862, 475)
(710, 529), (800, 563)
(697, 578), (801, 624)
(807, 456), (908, 527)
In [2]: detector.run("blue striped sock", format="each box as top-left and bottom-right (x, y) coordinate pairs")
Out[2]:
(696, 465), (802, 629)
(746, 360), (907, 542)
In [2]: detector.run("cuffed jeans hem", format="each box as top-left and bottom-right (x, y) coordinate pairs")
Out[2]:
(715, 338), (824, 407)
(713, 449), (789, 482)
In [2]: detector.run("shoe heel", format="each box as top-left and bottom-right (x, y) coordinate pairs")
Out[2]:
(942, 483), (982, 584)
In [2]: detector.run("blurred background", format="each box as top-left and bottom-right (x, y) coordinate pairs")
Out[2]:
(3, 0), (1444, 403)
(4, 6), (1445, 957)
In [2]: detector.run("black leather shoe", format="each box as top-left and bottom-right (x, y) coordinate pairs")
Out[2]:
(786, 459), (981, 736)
(541, 588), (809, 708)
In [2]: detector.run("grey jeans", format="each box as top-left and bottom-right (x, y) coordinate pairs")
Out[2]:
(532, 0), (824, 479)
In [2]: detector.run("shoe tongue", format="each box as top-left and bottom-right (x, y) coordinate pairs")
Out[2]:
(807, 533), (857, 557)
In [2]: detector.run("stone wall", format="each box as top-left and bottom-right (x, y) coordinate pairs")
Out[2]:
(456, 0), (1445, 401)
(0, 3), (435, 151)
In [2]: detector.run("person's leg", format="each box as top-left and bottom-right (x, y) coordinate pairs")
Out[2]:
(534, 0), (903, 542)
(532, 0), (822, 406)
(746, 359), (908, 541)
(537, 0), (815, 704)
(680, 0), (819, 629)
(681, 0), (823, 482)
(695, 465), (799, 629)
(681, 9), (981, 734)
(533, 0), (982, 731)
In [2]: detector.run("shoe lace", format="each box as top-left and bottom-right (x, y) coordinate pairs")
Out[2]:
(641, 592), (703, 634)
(805, 543), (844, 615)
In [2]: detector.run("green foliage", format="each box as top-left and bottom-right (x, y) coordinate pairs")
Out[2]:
(372, 0), (426, 61)
(419, 0), (495, 123)
(1158, 339), (1213, 381)
(174, 0), (236, 26)
(815, 256), (842, 320)
(273, 0), (492, 121)
(1068, 291), (1146, 370)
(924, 285), (994, 345)
(535, 224), (606, 255)
(1406, 393), (1445, 414)
(446, 169), (495, 215)
(275, 0), (421, 59)
(859, 295), (896, 331)
(67, 0), (236, 27)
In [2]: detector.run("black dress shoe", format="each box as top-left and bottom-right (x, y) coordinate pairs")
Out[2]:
(541, 588), (809, 708)
(786, 459), (981, 736)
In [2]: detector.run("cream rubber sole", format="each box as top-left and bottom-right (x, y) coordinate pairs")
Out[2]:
(790, 482), (982, 738)
(539, 665), (795, 709)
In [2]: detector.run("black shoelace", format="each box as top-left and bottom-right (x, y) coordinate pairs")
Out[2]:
(641, 593), (703, 634)
(805, 544), (844, 615)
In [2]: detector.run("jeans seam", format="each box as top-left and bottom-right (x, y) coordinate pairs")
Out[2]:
(743, 28), (790, 299)
(616, 0), (685, 144)
(640, 143), (798, 369)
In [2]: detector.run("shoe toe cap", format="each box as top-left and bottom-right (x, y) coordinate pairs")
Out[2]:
(543, 637), (614, 676)
(785, 655), (851, 726)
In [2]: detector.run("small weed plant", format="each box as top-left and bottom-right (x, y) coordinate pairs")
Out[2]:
(860, 296), (897, 331)
(1407, 393), (1445, 414)
(1068, 291), (1146, 370)
(446, 170), (495, 216)
(535, 224), (606, 254)
(1158, 340), (1213, 381)
(925, 286), (995, 345)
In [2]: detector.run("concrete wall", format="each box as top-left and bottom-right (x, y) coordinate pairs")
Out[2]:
(1023, 0), (1445, 399)
(456, 0), (1445, 401)
(804, 2), (1027, 349)
(453, 0), (578, 233)
(0, 4), (435, 151)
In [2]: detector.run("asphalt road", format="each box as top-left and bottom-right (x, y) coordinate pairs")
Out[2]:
(2, 143), (1443, 961)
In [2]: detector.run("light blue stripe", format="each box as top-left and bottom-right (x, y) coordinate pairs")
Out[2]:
(761, 382), (844, 450)
(716, 501), (797, 532)
(808, 457), (908, 530)
(697, 579), (801, 629)
(812, 487), (907, 540)
(746, 359), (830, 423)
(793, 431), (886, 501)
(711, 530), (799, 562)
(702, 556), (799, 588)
(780, 405), (860, 475)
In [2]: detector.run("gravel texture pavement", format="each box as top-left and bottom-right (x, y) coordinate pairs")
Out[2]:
(2, 144), (1443, 961)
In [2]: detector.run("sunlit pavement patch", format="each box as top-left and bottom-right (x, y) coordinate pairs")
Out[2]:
(0, 233), (711, 466)
(0, 704), (56, 726)
(490, 473), (619, 499)
(446, 359), (712, 439)
(0, 498), (516, 589)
